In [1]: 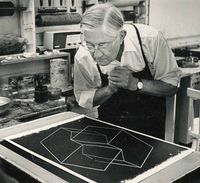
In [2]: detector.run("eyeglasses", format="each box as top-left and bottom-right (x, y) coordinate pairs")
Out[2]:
(185, 55), (199, 63)
(81, 39), (117, 53)
(81, 35), (118, 53)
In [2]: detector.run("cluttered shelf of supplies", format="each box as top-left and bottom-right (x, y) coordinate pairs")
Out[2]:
(0, 96), (69, 129)
(0, 51), (73, 128)
(0, 52), (70, 65)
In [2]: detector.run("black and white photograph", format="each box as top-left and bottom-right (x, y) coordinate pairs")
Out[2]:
(0, 0), (200, 182)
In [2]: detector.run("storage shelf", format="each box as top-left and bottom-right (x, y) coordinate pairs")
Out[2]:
(36, 24), (80, 34)
(0, 7), (27, 11)
(0, 52), (70, 80)
(0, 52), (69, 65)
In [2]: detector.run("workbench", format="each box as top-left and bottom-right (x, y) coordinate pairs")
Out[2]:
(0, 98), (67, 129)
(0, 112), (199, 183)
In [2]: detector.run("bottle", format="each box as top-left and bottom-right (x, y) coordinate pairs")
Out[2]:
(188, 53), (193, 63)
(17, 80), (29, 99)
(34, 74), (48, 103)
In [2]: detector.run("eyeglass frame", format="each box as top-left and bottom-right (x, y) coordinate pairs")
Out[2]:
(80, 33), (120, 53)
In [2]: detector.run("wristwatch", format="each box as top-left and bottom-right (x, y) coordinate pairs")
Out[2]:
(136, 78), (143, 91)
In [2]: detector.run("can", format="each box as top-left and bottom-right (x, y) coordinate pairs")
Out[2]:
(50, 58), (70, 92)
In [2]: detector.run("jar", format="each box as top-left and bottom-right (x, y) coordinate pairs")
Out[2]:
(34, 85), (48, 103)
(48, 87), (61, 100)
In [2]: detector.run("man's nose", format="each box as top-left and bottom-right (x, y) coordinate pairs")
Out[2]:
(93, 46), (103, 58)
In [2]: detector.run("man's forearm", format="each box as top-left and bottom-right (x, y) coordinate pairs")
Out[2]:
(139, 79), (178, 97)
(108, 66), (178, 97)
(93, 79), (178, 107)
(93, 86), (117, 107)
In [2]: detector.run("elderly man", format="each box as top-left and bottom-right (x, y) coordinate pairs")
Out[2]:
(73, 3), (180, 139)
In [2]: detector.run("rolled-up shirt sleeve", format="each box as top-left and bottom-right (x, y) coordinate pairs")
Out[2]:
(74, 54), (100, 109)
(144, 31), (181, 86)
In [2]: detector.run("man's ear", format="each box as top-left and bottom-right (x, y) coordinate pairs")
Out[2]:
(119, 30), (126, 44)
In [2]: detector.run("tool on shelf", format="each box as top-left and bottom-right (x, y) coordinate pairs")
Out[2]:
(0, 1), (27, 16)
(37, 7), (68, 14)
(0, 104), (69, 124)
(15, 104), (69, 122)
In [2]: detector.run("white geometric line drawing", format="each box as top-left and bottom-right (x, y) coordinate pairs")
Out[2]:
(39, 126), (153, 171)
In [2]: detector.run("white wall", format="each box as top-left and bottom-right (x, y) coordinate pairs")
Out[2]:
(0, 0), (20, 35)
(148, 0), (200, 48)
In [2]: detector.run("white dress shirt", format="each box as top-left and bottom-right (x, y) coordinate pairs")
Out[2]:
(74, 24), (181, 110)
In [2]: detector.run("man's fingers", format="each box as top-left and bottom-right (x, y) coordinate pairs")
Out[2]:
(113, 66), (127, 70)
(109, 70), (121, 76)
(110, 66), (131, 76)
(109, 80), (120, 86)
(109, 69), (125, 77)
(108, 75), (120, 82)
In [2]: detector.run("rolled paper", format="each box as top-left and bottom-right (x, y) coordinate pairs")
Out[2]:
(107, 0), (140, 7)
(35, 13), (81, 26)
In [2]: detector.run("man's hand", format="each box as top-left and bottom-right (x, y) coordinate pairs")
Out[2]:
(108, 66), (138, 91)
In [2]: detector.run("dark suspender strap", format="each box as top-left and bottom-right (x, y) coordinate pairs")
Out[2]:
(131, 23), (149, 65)
(96, 64), (101, 74)
(116, 41), (124, 62)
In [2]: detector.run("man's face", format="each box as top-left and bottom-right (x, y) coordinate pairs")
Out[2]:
(82, 29), (121, 66)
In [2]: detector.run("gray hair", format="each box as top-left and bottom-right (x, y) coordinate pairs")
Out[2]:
(80, 3), (124, 37)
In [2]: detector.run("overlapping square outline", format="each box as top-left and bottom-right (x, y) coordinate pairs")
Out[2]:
(40, 126), (153, 171)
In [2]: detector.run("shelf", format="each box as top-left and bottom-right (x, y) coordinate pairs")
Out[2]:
(0, 52), (71, 80)
(0, 6), (27, 11)
(0, 52), (70, 65)
(36, 24), (80, 33)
